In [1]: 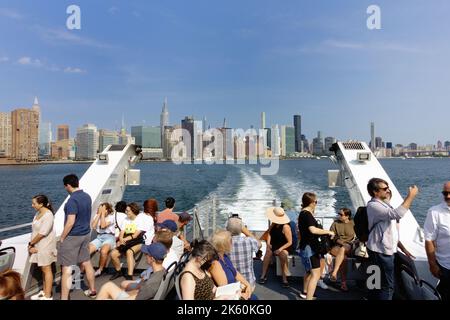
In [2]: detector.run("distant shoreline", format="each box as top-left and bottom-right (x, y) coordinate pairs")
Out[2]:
(1, 156), (448, 166)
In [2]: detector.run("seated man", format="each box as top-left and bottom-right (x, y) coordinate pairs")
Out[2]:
(157, 220), (184, 260)
(176, 212), (193, 251)
(96, 243), (166, 300)
(120, 229), (178, 291)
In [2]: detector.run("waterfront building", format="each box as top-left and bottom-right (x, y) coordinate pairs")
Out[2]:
(57, 125), (69, 141)
(370, 122), (375, 151)
(281, 125), (295, 157)
(181, 116), (195, 160)
(271, 125), (281, 157)
(0, 112), (12, 157)
(99, 129), (119, 152)
(294, 115), (302, 152)
(76, 124), (99, 160)
(39, 122), (52, 159)
(131, 126), (161, 149)
(324, 136), (337, 156)
(312, 131), (324, 156)
(11, 108), (39, 161)
(51, 139), (75, 160)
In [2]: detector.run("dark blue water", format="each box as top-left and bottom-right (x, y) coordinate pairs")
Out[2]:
(1, 158), (449, 238)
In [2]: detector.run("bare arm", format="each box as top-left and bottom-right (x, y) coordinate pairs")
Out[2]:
(309, 226), (334, 237)
(235, 271), (252, 300)
(400, 186), (419, 210)
(242, 225), (262, 249)
(180, 273), (196, 300)
(276, 224), (292, 252)
(60, 214), (76, 242)
(425, 240), (441, 279)
(209, 260), (228, 287)
(91, 210), (101, 229)
(100, 212), (112, 229)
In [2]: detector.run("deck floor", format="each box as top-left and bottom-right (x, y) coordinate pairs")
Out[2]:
(39, 259), (366, 300)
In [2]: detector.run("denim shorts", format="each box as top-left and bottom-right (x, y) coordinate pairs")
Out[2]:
(300, 245), (321, 272)
(90, 233), (116, 251)
(115, 291), (131, 300)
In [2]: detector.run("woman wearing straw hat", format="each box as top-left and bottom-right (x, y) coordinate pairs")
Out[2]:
(258, 207), (293, 288)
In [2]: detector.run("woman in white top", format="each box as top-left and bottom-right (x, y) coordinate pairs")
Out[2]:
(89, 203), (116, 277)
(29, 195), (57, 300)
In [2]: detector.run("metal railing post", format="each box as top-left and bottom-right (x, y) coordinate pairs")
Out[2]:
(205, 200), (210, 238)
(193, 207), (197, 241)
(212, 196), (216, 234)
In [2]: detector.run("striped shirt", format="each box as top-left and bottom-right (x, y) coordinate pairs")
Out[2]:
(229, 236), (259, 287)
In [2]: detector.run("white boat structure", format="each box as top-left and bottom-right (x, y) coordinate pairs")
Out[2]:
(0, 141), (441, 300)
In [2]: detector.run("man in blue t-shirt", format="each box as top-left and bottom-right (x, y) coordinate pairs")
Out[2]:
(57, 174), (97, 299)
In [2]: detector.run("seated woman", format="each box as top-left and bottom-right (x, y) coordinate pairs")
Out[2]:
(110, 203), (146, 280)
(0, 270), (25, 300)
(259, 207), (293, 288)
(210, 230), (254, 300)
(329, 208), (355, 291)
(179, 240), (240, 300)
(89, 202), (116, 277)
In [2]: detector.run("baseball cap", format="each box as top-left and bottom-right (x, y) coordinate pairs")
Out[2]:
(157, 219), (178, 232)
(141, 242), (167, 260)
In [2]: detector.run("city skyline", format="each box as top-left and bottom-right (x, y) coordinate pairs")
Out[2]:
(1, 1), (450, 144)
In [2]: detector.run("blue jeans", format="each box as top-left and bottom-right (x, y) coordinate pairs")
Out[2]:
(368, 249), (395, 300)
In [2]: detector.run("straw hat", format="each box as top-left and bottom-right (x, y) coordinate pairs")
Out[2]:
(265, 207), (290, 224)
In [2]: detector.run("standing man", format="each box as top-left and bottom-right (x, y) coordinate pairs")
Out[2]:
(58, 174), (97, 299)
(366, 178), (418, 300)
(424, 182), (450, 301)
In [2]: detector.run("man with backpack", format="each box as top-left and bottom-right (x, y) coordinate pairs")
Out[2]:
(365, 178), (418, 300)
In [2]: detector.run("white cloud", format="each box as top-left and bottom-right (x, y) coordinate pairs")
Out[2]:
(323, 40), (364, 50)
(17, 56), (43, 67)
(0, 56), (9, 63)
(35, 26), (112, 49)
(64, 67), (86, 74)
(0, 8), (23, 19)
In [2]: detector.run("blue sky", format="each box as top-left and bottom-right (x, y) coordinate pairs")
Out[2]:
(0, 0), (449, 145)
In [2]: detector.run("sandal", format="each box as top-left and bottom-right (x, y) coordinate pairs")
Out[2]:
(282, 281), (290, 288)
(330, 275), (337, 282)
(340, 282), (348, 292)
(258, 277), (268, 284)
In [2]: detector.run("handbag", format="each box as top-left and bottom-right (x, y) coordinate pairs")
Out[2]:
(317, 235), (333, 255)
(354, 242), (369, 258)
(117, 232), (146, 253)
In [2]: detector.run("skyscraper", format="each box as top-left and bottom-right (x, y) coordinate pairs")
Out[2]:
(324, 136), (337, 156)
(193, 120), (203, 160)
(11, 108), (39, 161)
(181, 116), (195, 160)
(271, 125), (281, 156)
(39, 122), (52, 158)
(0, 112), (12, 157)
(160, 97), (169, 148)
(57, 125), (69, 141)
(261, 112), (266, 129)
(312, 131), (324, 156)
(281, 125), (295, 156)
(131, 126), (161, 148)
(294, 115), (302, 152)
(370, 122), (375, 151)
(98, 129), (119, 152)
(76, 124), (99, 160)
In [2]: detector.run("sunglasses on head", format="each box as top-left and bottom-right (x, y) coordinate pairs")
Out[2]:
(442, 191), (450, 197)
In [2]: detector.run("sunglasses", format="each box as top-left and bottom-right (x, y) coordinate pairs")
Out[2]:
(442, 191), (450, 197)
(379, 186), (390, 191)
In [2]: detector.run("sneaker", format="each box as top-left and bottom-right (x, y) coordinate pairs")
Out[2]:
(83, 289), (97, 299)
(38, 295), (53, 300)
(299, 292), (317, 300)
(30, 290), (45, 300)
(124, 275), (133, 281)
(110, 271), (122, 281)
(94, 269), (103, 277)
(318, 279), (329, 290)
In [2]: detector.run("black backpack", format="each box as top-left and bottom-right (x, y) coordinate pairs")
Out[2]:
(354, 206), (370, 242)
